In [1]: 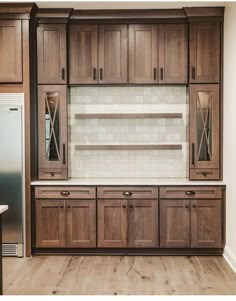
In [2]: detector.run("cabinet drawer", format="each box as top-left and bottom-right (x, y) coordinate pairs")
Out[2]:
(35, 186), (96, 199)
(160, 186), (222, 199)
(38, 169), (67, 180)
(97, 186), (158, 199)
(190, 169), (220, 180)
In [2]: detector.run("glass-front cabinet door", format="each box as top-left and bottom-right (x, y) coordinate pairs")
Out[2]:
(38, 85), (67, 179)
(189, 85), (220, 180)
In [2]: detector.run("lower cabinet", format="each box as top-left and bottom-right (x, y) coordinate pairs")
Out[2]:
(36, 199), (96, 248)
(97, 199), (158, 248)
(160, 199), (222, 248)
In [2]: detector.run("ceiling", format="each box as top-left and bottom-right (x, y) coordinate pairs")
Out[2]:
(35, 1), (226, 9)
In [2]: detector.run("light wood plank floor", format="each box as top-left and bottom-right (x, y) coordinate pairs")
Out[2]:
(3, 255), (236, 295)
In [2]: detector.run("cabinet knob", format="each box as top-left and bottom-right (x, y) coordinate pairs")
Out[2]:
(67, 206), (71, 209)
(192, 204), (197, 208)
(60, 191), (70, 196)
(129, 204), (134, 209)
(202, 172), (207, 176)
(60, 206), (64, 209)
(185, 191), (195, 196)
(50, 172), (55, 177)
(185, 205), (189, 208)
(122, 204), (126, 208)
(123, 191), (132, 196)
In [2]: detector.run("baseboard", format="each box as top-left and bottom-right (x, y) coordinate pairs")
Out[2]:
(223, 245), (236, 273)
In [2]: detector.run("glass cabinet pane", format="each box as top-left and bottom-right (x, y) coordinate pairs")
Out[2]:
(196, 91), (212, 162)
(45, 92), (60, 161)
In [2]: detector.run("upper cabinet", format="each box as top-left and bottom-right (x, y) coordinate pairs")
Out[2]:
(129, 24), (188, 84)
(189, 23), (220, 83)
(37, 24), (67, 84)
(159, 24), (188, 84)
(69, 24), (128, 84)
(129, 24), (158, 84)
(0, 20), (22, 83)
(189, 84), (220, 180)
(69, 25), (98, 84)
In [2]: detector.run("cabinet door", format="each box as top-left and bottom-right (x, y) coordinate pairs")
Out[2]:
(97, 199), (127, 248)
(98, 25), (127, 84)
(190, 23), (220, 83)
(37, 24), (67, 84)
(38, 85), (67, 180)
(189, 84), (220, 178)
(69, 25), (98, 84)
(160, 200), (191, 248)
(159, 24), (187, 84)
(128, 199), (158, 248)
(129, 24), (158, 84)
(66, 200), (96, 248)
(0, 20), (22, 83)
(191, 199), (222, 248)
(36, 199), (65, 248)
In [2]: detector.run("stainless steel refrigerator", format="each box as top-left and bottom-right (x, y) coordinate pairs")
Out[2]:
(0, 103), (24, 257)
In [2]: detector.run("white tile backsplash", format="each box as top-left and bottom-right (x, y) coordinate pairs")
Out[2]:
(68, 86), (189, 178)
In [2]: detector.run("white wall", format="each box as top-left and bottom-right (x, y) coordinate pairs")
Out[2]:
(223, 3), (236, 272)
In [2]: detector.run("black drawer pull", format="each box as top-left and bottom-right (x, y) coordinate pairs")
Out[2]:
(192, 67), (196, 80)
(129, 204), (134, 208)
(61, 191), (70, 196)
(160, 67), (164, 81)
(202, 172), (207, 176)
(185, 205), (189, 208)
(60, 205), (64, 209)
(122, 204), (126, 208)
(50, 172), (55, 177)
(100, 68), (103, 80)
(192, 204), (197, 208)
(61, 68), (65, 80)
(154, 68), (157, 81)
(123, 191), (132, 196)
(185, 191), (195, 196)
(93, 68), (97, 80)
(63, 143), (66, 165)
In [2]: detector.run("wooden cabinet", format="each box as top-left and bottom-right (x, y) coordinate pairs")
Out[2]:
(129, 24), (187, 84)
(128, 199), (158, 248)
(189, 84), (220, 180)
(97, 187), (158, 248)
(97, 199), (127, 248)
(129, 24), (158, 84)
(69, 25), (98, 84)
(35, 187), (96, 248)
(159, 24), (188, 84)
(38, 85), (67, 180)
(36, 200), (65, 248)
(37, 24), (67, 84)
(69, 24), (127, 84)
(160, 199), (222, 248)
(189, 23), (220, 83)
(0, 20), (22, 83)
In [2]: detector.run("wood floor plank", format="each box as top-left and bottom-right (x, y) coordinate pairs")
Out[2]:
(2, 255), (236, 295)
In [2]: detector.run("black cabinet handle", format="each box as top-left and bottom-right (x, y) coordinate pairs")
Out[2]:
(185, 205), (189, 208)
(192, 143), (195, 165)
(185, 191), (195, 196)
(60, 205), (64, 209)
(160, 68), (164, 81)
(192, 204), (197, 208)
(129, 204), (134, 208)
(192, 67), (195, 80)
(61, 68), (65, 80)
(202, 172), (207, 177)
(63, 143), (66, 165)
(61, 191), (70, 196)
(123, 191), (132, 196)
(50, 172), (55, 177)
(122, 204), (126, 208)
(100, 68), (103, 80)
(154, 68), (157, 81)
(93, 68), (97, 80)
(66, 206), (71, 209)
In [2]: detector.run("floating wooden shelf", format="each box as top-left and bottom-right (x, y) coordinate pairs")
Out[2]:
(75, 113), (182, 119)
(75, 144), (182, 151)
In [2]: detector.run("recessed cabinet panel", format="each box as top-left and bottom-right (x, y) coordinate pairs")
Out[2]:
(160, 200), (190, 248)
(129, 24), (158, 83)
(190, 23), (220, 83)
(128, 199), (158, 248)
(36, 200), (65, 248)
(0, 20), (22, 83)
(99, 25), (128, 83)
(37, 24), (67, 84)
(69, 25), (98, 84)
(191, 199), (222, 248)
(38, 85), (67, 179)
(190, 85), (220, 179)
(97, 199), (127, 248)
(66, 200), (96, 248)
(159, 24), (187, 84)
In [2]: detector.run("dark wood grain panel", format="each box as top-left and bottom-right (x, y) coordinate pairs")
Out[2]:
(97, 186), (158, 199)
(128, 199), (158, 248)
(0, 20), (22, 82)
(66, 200), (96, 248)
(160, 199), (190, 248)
